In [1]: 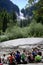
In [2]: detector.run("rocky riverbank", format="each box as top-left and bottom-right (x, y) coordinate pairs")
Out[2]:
(0, 38), (43, 56)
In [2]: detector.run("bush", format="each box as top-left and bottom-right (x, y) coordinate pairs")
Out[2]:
(0, 22), (43, 42)
(27, 22), (43, 37)
(4, 26), (28, 40)
(0, 35), (9, 42)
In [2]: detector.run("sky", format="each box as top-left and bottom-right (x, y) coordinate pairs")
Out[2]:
(10, 0), (28, 10)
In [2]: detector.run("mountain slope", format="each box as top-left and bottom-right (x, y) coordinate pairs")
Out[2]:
(21, 5), (37, 17)
(0, 0), (20, 15)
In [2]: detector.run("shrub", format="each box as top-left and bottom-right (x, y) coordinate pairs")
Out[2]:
(27, 22), (43, 37)
(0, 22), (43, 42)
(0, 35), (9, 42)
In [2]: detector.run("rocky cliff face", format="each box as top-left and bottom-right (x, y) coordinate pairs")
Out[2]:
(21, 5), (37, 17)
(0, 0), (20, 15)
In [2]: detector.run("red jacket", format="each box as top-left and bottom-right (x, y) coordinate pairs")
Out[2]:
(8, 56), (14, 63)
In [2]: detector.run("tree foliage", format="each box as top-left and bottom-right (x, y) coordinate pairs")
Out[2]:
(0, 10), (10, 32)
(28, 0), (39, 5)
(28, 0), (43, 24)
(0, 9), (17, 34)
(33, 0), (43, 24)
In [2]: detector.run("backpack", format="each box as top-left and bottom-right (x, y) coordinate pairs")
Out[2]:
(35, 55), (42, 61)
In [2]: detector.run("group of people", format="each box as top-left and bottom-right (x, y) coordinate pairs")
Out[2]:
(0, 47), (43, 65)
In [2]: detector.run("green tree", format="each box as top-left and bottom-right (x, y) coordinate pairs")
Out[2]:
(28, 0), (43, 24)
(0, 10), (10, 32)
(11, 11), (17, 24)
(28, 0), (38, 5)
(33, 0), (43, 24)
